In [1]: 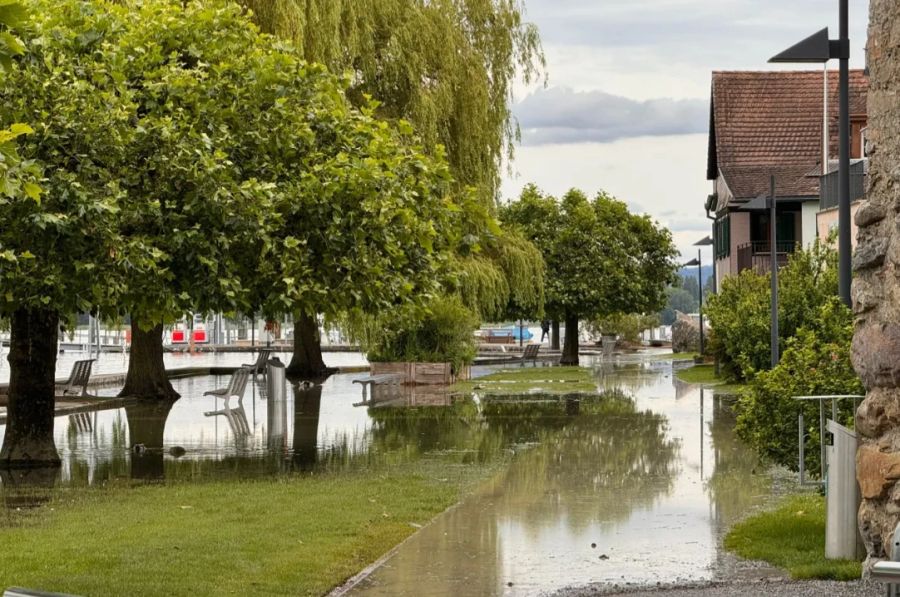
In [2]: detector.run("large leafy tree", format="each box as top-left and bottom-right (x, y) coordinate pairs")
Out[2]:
(0, 1), (36, 202)
(241, 0), (547, 367)
(0, 1), (148, 465)
(254, 99), (460, 378)
(501, 185), (678, 365)
(109, 1), (280, 399)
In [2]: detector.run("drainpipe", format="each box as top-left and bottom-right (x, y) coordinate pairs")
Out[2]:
(704, 200), (718, 294)
(705, 198), (719, 375)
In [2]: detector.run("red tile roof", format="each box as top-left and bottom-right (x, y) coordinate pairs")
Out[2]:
(707, 70), (868, 200)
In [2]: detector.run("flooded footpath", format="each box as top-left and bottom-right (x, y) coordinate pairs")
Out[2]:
(348, 359), (773, 596)
(0, 355), (774, 595)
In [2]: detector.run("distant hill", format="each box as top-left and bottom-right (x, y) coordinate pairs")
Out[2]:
(678, 265), (714, 283)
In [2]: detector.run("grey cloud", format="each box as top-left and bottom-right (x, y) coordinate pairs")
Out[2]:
(523, 0), (868, 69)
(514, 87), (707, 145)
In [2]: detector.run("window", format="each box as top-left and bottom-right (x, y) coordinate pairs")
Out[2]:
(715, 215), (730, 259)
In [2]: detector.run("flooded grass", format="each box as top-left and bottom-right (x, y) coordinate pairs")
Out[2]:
(0, 460), (503, 597)
(725, 493), (862, 581)
(452, 366), (598, 394)
(675, 364), (747, 393)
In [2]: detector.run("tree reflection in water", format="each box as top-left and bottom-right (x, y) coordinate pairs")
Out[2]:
(125, 399), (178, 480)
(705, 392), (770, 526)
(482, 390), (679, 533)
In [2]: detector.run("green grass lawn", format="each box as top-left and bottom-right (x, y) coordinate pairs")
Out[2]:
(452, 366), (597, 395)
(725, 494), (862, 580)
(657, 352), (698, 360)
(675, 364), (747, 394)
(0, 462), (498, 596)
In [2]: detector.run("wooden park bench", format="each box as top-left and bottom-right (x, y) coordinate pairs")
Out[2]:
(55, 359), (95, 398)
(519, 343), (541, 366)
(352, 373), (404, 404)
(203, 367), (252, 437)
(482, 329), (515, 344)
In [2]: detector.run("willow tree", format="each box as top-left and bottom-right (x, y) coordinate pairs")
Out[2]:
(0, 1), (144, 465)
(502, 185), (678, 365)
(242, 0), (544, 202)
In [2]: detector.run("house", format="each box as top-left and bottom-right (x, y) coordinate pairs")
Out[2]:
(706, 70), (868, 288)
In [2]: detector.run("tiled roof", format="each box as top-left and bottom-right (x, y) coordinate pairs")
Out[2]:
(708, 70), (868, 199)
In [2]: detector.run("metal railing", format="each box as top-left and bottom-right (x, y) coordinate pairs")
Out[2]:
(794, 394), (864, 486)
(820, 159), (867, 210)
(736, 241), (800, 275)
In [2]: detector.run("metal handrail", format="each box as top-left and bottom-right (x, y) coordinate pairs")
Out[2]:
(794, 394), (865, 486)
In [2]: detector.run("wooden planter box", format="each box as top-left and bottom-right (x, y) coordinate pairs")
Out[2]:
(370, 362), (471, 385)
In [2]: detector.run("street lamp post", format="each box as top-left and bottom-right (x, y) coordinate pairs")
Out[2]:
(769, 2), (852, 307)
(769, 176), (780, 367)
(692, 236), (715, 357)
(738, 176), (780, 368)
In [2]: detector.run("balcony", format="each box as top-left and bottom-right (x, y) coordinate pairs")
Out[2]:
(819, 160), (867, 210)
(737, 241), (800, 274)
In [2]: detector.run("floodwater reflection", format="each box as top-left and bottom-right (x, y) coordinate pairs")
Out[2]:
(0, 359), (769, 595)
(351, 363), (771, 596)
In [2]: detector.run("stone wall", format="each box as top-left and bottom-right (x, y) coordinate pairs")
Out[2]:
(853, 0), (900, 566)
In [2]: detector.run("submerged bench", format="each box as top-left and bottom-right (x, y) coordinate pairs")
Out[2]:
(203, 367), (252, 437)
(242, 348), (274, 375)
(353, 374), (403, 403)
(56, 359), (96, 398)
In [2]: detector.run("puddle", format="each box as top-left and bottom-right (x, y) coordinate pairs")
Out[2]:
(0, 357), (770, 595)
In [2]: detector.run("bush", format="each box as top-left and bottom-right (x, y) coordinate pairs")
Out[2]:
(364, 296), (479, 374)
(734, 298), (863, 474)
(705, 241), (839, 381)
(588, 312), (659, 343)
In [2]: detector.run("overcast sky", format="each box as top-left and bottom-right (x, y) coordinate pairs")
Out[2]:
(501, 0), (870, 260)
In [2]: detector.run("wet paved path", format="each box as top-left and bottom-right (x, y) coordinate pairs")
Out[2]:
(572, 579), (881, 596)
(348, 359), (779, 596)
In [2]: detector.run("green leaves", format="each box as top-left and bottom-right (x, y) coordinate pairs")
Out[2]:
(501, 185), (678, 322)
(705, 240), (842, 382)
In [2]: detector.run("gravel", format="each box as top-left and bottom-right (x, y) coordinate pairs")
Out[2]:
(559, 579), (884, 597)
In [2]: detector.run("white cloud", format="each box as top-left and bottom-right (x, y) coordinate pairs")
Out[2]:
(515, 87), (707, 145)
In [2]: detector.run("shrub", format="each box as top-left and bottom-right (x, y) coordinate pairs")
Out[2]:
(363, 296), (479, 374)
(734, 298), (863, 474)
(705, 241), (839, 381)
(588, 312), (659, 344)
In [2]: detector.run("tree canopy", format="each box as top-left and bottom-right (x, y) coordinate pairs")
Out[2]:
(0, 0), (145, 321)
(501, 184), (678, 363)
(241, 0), (544, 204)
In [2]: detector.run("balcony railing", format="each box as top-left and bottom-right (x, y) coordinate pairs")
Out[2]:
(820, 160), (866, 210)
(737, 241), (800, 274)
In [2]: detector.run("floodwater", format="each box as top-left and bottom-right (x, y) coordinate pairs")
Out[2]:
(0, 349), (368, 385)
(349, 360), (771, 596)
(0, 356), (770, 595)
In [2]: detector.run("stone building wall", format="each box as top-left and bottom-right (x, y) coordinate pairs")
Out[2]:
(853, 0), (900, 566)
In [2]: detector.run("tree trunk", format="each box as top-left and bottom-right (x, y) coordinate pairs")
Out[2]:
(125, 398), (177, 480)
(120, 321), (179, 400)
(551, 320), (561, 350)
(560, 313), (580, 366)
(292, 382), (323, 472)
(0, 307), (61, 468)
(286, 312), (331, 380)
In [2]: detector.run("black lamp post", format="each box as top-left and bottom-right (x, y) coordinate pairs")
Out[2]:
(739, 176), (781, 368)
(769, 3), (851, 308)
(683, 255), (703, 355)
